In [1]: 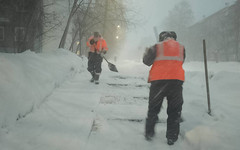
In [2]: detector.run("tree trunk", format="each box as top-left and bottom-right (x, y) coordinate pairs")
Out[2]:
(59, 0), (78, 49)
(69, 0), (92, 51)
(235, 0), (240, 61)
(102, 0), (109, 37)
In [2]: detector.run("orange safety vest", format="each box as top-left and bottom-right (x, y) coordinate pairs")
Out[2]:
(148, 39), (185, 82)
(86, 36), (108, 53)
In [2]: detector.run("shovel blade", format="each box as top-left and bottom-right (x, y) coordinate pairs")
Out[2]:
(108, 62), (118, 72)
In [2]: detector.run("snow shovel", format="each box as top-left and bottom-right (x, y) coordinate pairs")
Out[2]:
(102, 56), (118, 72)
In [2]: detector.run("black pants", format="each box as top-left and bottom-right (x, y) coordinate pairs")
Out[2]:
(87, 52), (103, 76)
(146, 80), (184, 140)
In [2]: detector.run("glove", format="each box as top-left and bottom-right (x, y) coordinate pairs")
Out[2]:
(90, 39), (95, 45)
(100, 50), (106, 57)
(102, 50), (107, 54)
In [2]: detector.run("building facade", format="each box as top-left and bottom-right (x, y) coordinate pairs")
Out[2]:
(0, 0), (43, 53)
(183, 1), (240, 61)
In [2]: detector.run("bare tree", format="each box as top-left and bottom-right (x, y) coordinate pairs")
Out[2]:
(163, 0), (194, 36)
(58, 0), (84, 49)
(69, 0), (93, 53)
(71, 0), (132, 56)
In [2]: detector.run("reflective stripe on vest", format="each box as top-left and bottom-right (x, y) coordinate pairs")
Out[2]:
(155, 40), (184, 61)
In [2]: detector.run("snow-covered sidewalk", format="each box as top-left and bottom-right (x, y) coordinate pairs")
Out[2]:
(0, 49), (240, 150)
(0, 62), (150, 150)
(0, 71), (101, 150)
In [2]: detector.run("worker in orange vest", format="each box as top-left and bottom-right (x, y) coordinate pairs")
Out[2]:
(143, 31), (185, 145)
(86, 32), (108, 84)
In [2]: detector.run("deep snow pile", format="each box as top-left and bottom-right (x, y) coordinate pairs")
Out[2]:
(0, 49), (86, 128)
(0, 49), (240, 150)
(182, 61), (240, 150)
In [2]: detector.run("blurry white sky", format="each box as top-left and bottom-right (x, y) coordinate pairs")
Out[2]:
(120, 0), (236, 59)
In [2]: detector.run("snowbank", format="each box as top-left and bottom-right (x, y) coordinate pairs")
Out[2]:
(181, 61), (240, 150)
(0, 49), (86, 128)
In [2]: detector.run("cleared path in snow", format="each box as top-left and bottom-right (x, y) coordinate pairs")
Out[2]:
(1, 68), (163, 150)
(2, 61), (240, 150)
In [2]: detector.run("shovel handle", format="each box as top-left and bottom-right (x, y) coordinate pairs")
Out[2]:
(102, 56), (109, 63)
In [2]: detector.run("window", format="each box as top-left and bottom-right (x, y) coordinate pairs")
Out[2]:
(15, 27), (26, 41)
(0, 26), (4, 41)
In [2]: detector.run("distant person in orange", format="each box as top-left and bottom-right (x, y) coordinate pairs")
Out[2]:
(86, 32), (108, 84)
(143, 31), (185, 145)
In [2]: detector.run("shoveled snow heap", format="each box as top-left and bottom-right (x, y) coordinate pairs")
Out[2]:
(0, 49), (239, 150)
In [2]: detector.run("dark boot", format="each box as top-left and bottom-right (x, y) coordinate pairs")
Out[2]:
(94, 74), (100, 84)
(90, 72), (95, 82)
(145, 117), (157, 141)
(90, 77), (94, 82)
(166, 112), (181, 145)
(167, 138), (177, 145)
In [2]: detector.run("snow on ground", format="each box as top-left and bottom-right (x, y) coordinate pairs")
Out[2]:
(0, 49), (240, 150)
